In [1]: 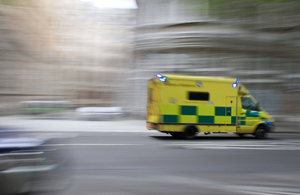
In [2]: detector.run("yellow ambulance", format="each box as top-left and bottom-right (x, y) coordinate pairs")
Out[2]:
(146, 73), (275, 139)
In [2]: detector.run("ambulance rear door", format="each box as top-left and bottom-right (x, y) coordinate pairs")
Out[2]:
(147, 80), (159, 123)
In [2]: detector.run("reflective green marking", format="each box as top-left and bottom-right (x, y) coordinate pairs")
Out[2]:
(246, 110), (259, 117)
(231, 116), (236, 124)
(226, 107), (232, 116)
(181, 106), (197, 115)
(163, 115), (178, 123)
(198, 116), (214, 124)
(215, 107), (225, 116)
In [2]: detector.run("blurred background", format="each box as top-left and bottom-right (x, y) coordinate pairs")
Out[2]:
(1, 1), (300, 195)
(0, 0), (299, 119)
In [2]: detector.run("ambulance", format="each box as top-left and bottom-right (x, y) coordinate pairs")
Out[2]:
(146, 74), (275, 139)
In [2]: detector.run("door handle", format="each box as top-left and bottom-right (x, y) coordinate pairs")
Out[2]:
(227, 111), (231, 115)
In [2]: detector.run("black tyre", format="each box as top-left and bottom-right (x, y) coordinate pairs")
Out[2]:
(183, 126), (197, 139)
(255, 126), (267, 139)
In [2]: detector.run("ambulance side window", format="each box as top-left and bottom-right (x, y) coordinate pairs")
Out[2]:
(241, 97), (256, 111)
(188, 92), (209, 101)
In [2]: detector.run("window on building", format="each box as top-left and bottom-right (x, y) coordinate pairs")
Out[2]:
(188, 92), (209, 101)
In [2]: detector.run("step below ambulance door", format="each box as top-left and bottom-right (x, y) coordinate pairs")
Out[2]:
(225, 96), (237, 132)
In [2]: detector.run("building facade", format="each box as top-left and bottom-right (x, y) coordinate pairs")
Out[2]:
(0, 0), (135, 114)
(132, 0), (300, 118)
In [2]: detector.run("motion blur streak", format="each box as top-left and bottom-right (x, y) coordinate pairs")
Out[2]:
(0, 0), (299, 119)
(0, 0), (300, 194)
(0, 131), (74, 194)
(0, 0), (135, 117)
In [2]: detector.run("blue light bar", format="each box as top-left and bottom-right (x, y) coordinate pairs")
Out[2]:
(236, 78), (239, 84)
(159, 76), (167, 82)
(156, 73), (163, 78)
(232, 83), (237, 88)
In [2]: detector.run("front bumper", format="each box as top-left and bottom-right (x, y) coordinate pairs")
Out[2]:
(265, 122), (275, 132)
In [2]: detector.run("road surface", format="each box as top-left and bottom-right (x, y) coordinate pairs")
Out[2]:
(1, 117), (299, 195)
(53, 132), (300, 195)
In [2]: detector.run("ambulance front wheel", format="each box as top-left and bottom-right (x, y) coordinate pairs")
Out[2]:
(183, 125), (198, 139)
(255, 125), (267, 139)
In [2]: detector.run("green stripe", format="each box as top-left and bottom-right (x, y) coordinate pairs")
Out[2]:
(226, 107), (231, 116)
(156, 122), (235, 126)
(215, 107), (225, 116)
(198, 116), (214, 124)
(181, 106), (197, 115)
(246, 110), (259, 117)
(231, 116), (236, 124)
(238, 117), (246, 125)
(163, 115), (178, 123)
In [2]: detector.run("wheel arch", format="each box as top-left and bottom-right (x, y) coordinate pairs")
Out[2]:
(184, 124), (199, 133)
(254, 123), (270, 133)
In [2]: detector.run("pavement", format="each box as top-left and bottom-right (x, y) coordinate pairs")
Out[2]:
(0, 116), (147, 133)
(0, 115), (299, 133)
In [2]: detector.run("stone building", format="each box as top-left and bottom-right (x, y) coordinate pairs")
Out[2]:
(1, 0), (299, 118)
(0, 0), (135, 114)
(132, 0), (300, 118)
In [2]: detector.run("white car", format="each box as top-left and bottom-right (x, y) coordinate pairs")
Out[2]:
(0, 131), (71, 194)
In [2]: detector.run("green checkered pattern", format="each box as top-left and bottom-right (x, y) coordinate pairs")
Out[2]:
(160, 105), (235, 124)
(160, 105), (260, 125)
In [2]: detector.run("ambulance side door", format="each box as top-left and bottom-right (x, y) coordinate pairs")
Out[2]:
(238, 96), (260, 133)
(225, 96), (237, 132)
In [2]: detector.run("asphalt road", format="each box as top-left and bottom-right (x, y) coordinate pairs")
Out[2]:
(45, 132), (300, 195)
(1, 117), (299, 195)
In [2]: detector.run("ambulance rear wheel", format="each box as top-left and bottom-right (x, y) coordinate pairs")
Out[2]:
(183, 126), (197, 139)
(255, 126), (267, 139)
